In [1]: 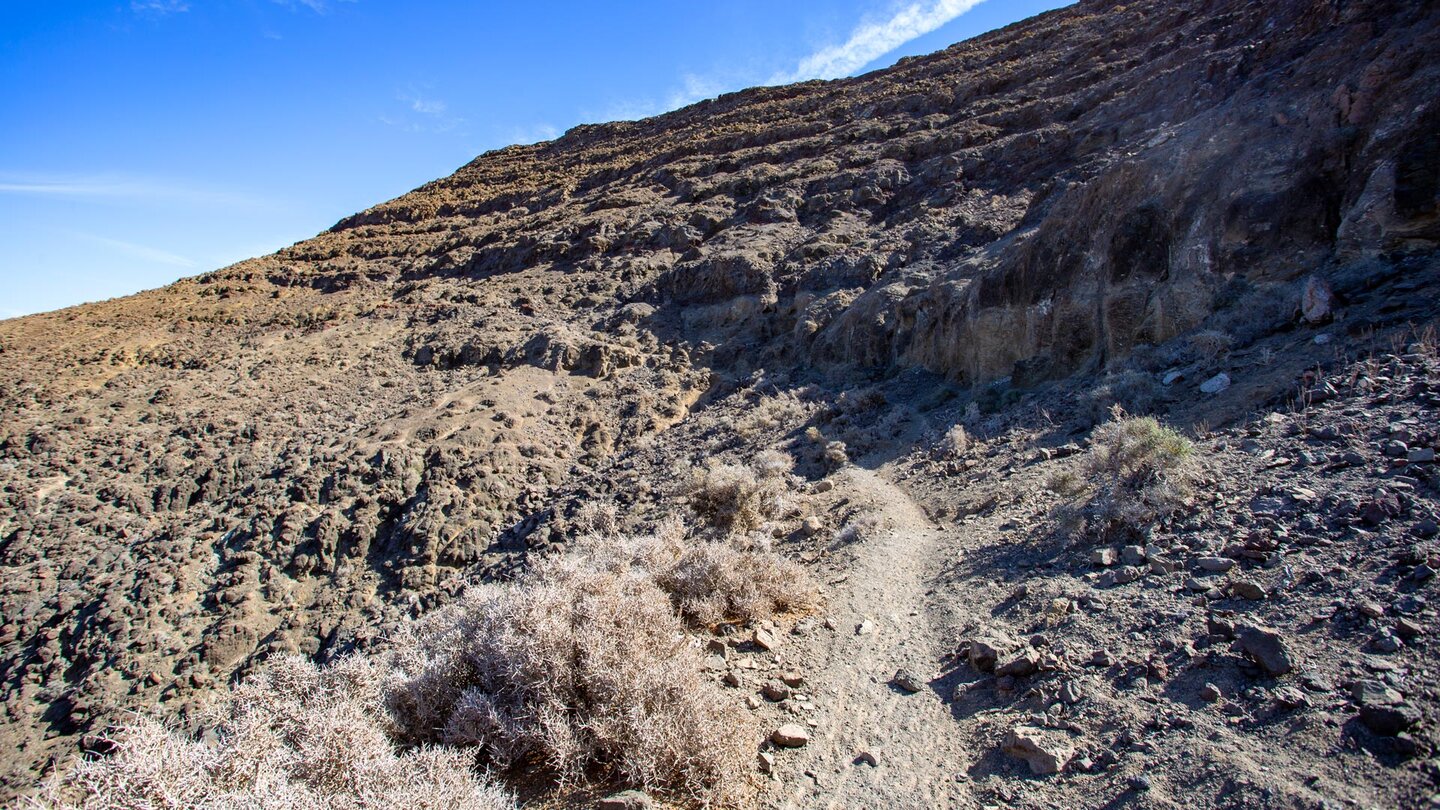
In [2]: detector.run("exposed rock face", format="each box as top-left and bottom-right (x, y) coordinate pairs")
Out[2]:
(0, 0), (1436, 799)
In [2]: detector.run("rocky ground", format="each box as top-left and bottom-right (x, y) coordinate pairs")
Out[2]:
(1, 0), (1438, 805)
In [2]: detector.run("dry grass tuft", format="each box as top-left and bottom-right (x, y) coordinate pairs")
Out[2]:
(1078, 407), (1198, 537)
(384, 547), (757, 804)
(33, 655), (513, 810)
(686, 453), (798, 534)
(38, 518), (808, 808)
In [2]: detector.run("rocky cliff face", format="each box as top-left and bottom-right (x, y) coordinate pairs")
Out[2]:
(0, 0), (1436, 798)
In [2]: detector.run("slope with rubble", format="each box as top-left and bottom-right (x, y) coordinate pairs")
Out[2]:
(1, 0), (1438, 805)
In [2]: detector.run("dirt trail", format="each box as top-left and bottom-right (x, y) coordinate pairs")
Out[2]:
(775, 465), (976, 809)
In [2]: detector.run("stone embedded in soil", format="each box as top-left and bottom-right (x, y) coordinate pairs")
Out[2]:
(1201, 373), (1232, 394)
(1235, 623), (1295, 676)
(996, 650), (1041, 678)
(1001, 726), (1075, 775)
(1201, 683), (1223, 702)
(1359, 703), (1422, 736)
(753, 627), (779, 651)
(1197, 557), (1236, 573)
(772, 724), (811, 748)
(892, 669), (924, 693)
(1352, 679), (1404, 706)
(597, 790), (653, 810)
(1232, 580), (1267, 600)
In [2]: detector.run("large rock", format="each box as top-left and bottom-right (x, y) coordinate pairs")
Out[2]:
(771, 724), (811, 748)
(1235, 624), (1296, 676)
(1001, 726), (1075, 775)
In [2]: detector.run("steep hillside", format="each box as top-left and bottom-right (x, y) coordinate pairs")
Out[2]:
(2, 0), (1438, 804)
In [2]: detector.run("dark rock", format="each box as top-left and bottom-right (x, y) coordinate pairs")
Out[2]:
(1235, 624), (1295, 676)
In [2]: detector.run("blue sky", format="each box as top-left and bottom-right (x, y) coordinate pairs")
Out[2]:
(0, 0), (1070, 319)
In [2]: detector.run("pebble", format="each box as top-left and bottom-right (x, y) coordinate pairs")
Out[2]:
(1200, 683), (1222, 702)
(596, 790), (653, 810)
(1201, 373), (1232, 394)
(1234, 623), (1295, 675)
(892, 669), (924, 693)
(771, 724), (811, 748)
(1197, 556), (1236, 573)
(1232, 580), (1267, 600)
(1001, 726), (1075, 775)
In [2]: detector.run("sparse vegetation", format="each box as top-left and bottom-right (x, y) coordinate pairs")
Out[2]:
(1061, 408), (1199, 539)
(43, 521), (816, 808)
(386, 547), (756, 804)
(686, 453), (800, 533)
(33, 656), (514, 809)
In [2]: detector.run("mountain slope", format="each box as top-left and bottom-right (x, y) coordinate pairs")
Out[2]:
(1, 0), (1438, 802)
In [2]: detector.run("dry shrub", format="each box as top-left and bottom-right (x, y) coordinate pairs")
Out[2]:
(1187, 329), (1235, 362)
(938, 424), (970, 459)
(34, 655), (512, 810)
(686, 454), (797, 533)
(833, 511), (885, 545)
(384, 550), (755, 804)
(571, 499), (619, 535)
(1083, 371), (1160, 425)
(1080, 408), (1198, 537)
(653, 537), (818, 627)
(571, 524), (819, 627)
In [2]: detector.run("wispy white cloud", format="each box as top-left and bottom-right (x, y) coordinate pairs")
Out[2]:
(131, 0), (190, 16)
(68, 232), (197, 269)
(504, 123), (560, 145)
(595, 1), (988, 123)
(0, 173), (270, 208)
(595, 71), (739, 123)
(270, 0), (355, 13)
(771, 0), (988, 84)
(383, 88), (465, 134)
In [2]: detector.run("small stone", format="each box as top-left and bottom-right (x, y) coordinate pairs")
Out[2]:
(1383, 440), (1410, 458)
(1231, 580), (1266, 601)
(1359, 703), (1421, 736)
(1372, 629), (1403, 653)
(1091, 548), (1118, 567)
(1200, 373), (1232, 394)
(1129, 775), (1153, 792)
(772, 724), (810, 748)
(1200, 683), (1222, 702)
(722, 671), (741, 687)
(996, 650), (1040, 678)
(1121, 545), (1146, 565)
(1090, 649), (1115, 667)
(597, 790), (653, 810)
(854, 751), (878, 767)
(801, 516), (824, 535)
(892, 669), (924, 693)
(1197, 556), (1236, 573)
(762, 681), (792, 702)
(1273, 686), (1309, 710)
(757, 751), (775, 774)
(1059, 680), (1085, 704)
(856, 619), (875, 636)
(1358, 600), (1386, 619)
(1301, 275), (1334, 323)
(753, 627), (779, 651)
(1235, 623), (1295, 676)
(1395, 618), (1424, 639)
(1409, 448), (1436, 464)
(1000, 726), (1075, 775)
(780, 670), (805, 687)
(969, 637), (1011, 672)
(1351, 679), (1403, 706)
